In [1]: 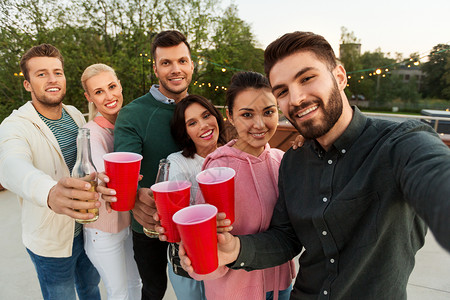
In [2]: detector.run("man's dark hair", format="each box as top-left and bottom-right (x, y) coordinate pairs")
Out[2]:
(171, 94), (227, 158)
(264, 31), (337, 79)
(151, 30), (191, 61)
(226, 71), (271, 116)
(20, 44), (64, 81)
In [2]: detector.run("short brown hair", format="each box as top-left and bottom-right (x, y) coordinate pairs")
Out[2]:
(20, 44), (64, 81)
(151, 30), (191, 61)
(171, 95), (227, 158)
(264, 31), (337, 79)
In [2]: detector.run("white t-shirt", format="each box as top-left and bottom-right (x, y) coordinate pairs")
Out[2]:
(166, 151), (204, 205)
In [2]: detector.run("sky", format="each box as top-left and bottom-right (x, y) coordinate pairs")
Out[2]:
(223, 0), (450, 60)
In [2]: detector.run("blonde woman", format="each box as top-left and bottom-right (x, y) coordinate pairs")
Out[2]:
(81, 64), (142, 299)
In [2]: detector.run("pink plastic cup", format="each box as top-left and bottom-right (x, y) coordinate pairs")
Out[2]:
(196, 167), (236, 224)
(173, 204), (218, 274)
(151, 180), (191, 243)
(103, 152), (143, 211)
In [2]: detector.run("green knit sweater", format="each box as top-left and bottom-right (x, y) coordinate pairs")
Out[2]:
(114, 92), (180, 232)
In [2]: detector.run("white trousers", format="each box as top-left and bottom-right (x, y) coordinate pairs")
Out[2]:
(84, 227), (142, 300)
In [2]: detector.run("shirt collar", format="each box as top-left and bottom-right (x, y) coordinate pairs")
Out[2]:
(309, 106), (367, 157)
(332, 106), (367, 155)
(150, 84), (176, 105)
(93, 115), (114, 130)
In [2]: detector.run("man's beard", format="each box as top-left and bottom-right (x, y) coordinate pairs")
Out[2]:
(33, 91), (65, 107)
(288, 80), (343, 140)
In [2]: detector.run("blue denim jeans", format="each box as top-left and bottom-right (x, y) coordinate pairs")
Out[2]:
(266, 284), (293, 300)
(27, 233), (101, 300)
(168, 261), (206, 300)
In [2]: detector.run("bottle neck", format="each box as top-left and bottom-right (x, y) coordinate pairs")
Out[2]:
(76, 131), (93, 164)
(155, 160), (170, 183)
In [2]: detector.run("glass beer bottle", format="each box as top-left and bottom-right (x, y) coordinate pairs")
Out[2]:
(72, 128), (99, 224)
(143, 158), (170, 238)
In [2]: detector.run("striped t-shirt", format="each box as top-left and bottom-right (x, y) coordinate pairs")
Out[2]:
(38, 108), (82, 236)
(38, 108), (78, 173)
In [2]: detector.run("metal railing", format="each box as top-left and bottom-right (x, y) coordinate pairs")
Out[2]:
(363, 112), (450, 133)
(84, 108), (450, 134)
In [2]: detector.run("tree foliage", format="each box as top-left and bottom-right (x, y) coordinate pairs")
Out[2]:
(421, 44), (450, 100)
(339, 27), (424, 105)
(191, 5), (264, 105)
(0, 0), (264, 121)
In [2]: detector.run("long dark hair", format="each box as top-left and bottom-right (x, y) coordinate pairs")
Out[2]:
(171, 95), (227, 158)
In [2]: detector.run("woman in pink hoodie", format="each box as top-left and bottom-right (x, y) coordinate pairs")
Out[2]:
(193, 71), (296, 300)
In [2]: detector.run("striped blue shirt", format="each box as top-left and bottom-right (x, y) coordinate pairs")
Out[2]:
(38, 108), (82, 236)
(38, 108), (78, 173)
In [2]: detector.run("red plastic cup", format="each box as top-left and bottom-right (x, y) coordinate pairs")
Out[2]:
(173, 204), (218, 274)
(103, 152), (143, 211)
(196, 167), (236, 224)
(151, 180), (191, 243)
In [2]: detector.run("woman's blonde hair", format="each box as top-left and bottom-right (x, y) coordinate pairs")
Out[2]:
(81, 63), (118, 121)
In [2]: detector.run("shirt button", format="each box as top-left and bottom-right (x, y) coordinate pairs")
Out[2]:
(324, 290), (328, 295)
(323, 197), (328, 202)
(341, 149), (346, 154)
(240, 262), (245, 267)
(328, 160), (333, 164)
(330, 258), (335, 263)
(322, 231), (327, 236)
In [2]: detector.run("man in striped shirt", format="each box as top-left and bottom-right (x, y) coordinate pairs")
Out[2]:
(0, 44), (100, 300)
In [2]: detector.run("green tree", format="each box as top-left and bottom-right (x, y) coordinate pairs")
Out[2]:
(359, 50), (396, 103)
(0, 0), (263, 121)
(193, 4), (264, 105)
(339, 27), (363, 100)
(421, 44), (450, 100)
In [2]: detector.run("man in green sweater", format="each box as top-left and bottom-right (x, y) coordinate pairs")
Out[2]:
(113, 30), (194, 300)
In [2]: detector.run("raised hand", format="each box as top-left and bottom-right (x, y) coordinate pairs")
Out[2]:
(132, 187), (158, 231)
(47, 177), (100, 220)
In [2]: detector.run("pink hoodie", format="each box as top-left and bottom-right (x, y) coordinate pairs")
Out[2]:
(194, 140), (296, 300)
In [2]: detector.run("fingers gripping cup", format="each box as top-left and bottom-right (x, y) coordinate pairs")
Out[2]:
(151, 180), (191, 243)
(196, 167), (236, 224)
(173, 204), (218, 274)
(103, 152), (143, 211)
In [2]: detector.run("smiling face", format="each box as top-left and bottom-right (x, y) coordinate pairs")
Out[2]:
(270, 51), (348, 142)
(153, 42), (194, 102)
(227, 88), (278, 157)
(84, 71), (123, 123)
(23, 56), (66, 110)
(184, 102), (220, 157)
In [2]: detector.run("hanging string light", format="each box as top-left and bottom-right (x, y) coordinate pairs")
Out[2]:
(185, 44), (449, 90)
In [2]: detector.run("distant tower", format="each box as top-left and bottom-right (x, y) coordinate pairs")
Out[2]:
(339, 43), (361, 59)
